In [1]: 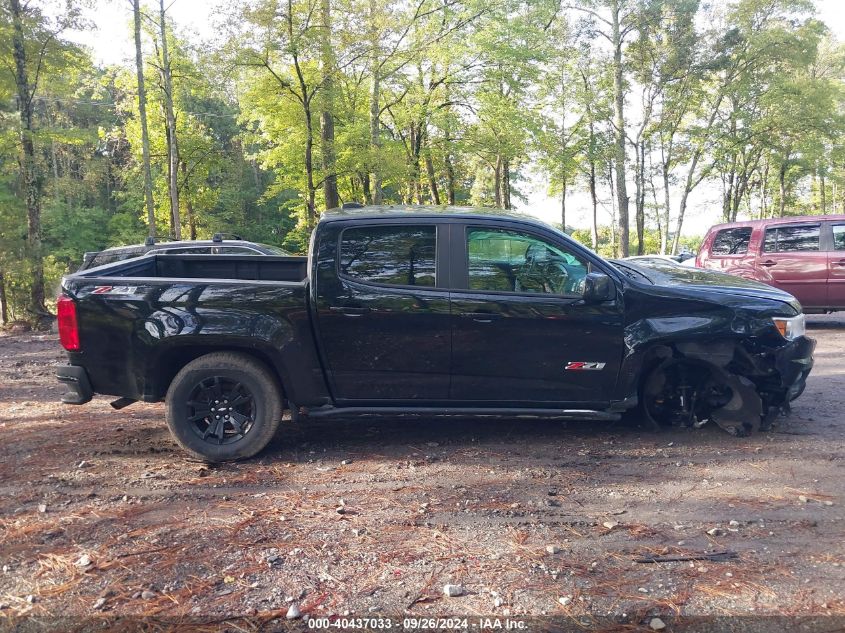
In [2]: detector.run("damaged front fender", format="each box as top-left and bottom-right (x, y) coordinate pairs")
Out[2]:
(620, 312), (815, 437)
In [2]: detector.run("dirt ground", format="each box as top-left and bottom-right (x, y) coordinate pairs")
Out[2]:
(0, 317), (844, 631)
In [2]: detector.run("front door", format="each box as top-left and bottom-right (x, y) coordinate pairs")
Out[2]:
(314, 222), (451, 402)
(757, 223), (827, 308)
(449, 225), (623, 406)
(828, 222), (845, 309)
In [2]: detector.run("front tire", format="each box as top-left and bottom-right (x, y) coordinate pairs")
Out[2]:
(165, 352), (282, 462)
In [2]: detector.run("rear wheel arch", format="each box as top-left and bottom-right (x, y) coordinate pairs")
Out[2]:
(148, 343), (287, 402)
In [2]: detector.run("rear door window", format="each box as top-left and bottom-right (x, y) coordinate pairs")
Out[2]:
(711, 227), (752, 255)
(832, 224), (845, 250)
(762, 225), (820, 253)
(340, 225), (436, 287)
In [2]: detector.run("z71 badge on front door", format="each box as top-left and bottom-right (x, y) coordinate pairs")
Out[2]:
(565, 362), (606, 371)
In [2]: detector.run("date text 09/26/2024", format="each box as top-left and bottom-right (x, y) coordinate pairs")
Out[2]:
(307, 617), (527, 629)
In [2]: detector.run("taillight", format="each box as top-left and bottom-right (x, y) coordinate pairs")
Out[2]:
(57, 294), (80, 351)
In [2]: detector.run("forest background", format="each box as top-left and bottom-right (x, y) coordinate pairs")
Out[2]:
(2, 0), (844, 322)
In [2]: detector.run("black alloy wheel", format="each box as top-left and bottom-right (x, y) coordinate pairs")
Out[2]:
(165, 352), (282, 462)
(186, 376), (256, 445)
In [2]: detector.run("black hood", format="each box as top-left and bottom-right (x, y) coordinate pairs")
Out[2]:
(611, 260), (799, 307)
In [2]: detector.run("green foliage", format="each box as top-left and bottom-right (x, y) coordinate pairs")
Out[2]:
(2, 0), (845, 322)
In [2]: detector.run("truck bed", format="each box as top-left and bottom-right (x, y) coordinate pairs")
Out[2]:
(60, 252), (324, 405)
(77, 253), (308, 283)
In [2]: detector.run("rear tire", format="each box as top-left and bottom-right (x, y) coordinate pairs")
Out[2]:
(165, 352), (282, 462)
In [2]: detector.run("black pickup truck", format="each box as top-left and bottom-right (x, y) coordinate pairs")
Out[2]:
(56, 206), (815, 461)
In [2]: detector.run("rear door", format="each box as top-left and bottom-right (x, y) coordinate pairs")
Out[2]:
(756, 223), (827, 308)
(828, 222), (845, 308)
(313, 221), (452, 402)
(448, 223), (624, 406)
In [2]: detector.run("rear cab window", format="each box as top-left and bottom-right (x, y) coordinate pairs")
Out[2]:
(711, 227), (752, 256)
(339, 225), (437, 287)
(762, 225), (820, 253)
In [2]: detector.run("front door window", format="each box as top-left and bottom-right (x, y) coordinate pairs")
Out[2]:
(466, 228), (589, 296)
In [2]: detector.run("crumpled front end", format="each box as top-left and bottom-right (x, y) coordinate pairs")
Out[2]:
(637, 334), (815, 436)
(770, 336), (815, 403)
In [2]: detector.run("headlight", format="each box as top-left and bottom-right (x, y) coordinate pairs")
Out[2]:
(772, 314), (806, 340)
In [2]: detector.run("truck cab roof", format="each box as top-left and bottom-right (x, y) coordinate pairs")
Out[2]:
(321, 204), (546, 225)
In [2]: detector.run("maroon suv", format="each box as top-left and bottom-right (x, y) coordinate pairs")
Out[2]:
(697, 214), (845, 312)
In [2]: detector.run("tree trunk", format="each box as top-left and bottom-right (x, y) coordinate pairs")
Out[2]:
(722, 152), (736, 222)
(760, 159), (769, 219)
(47, 100), (59, 187)
(320, 0), (339, 210)
(608, 160), (618, 258)
(134, 0), (156, 237)
(10, 0), (46, 317)
(731, 175), (743, 223)
(610, 0), (630, 257)
(583, 73), (599, 251)
(589, 153), (598, 251)
(502, 159), (511, 210)
(445, 152), (456, 205)
(443, 88), (456, 205)
(0, 270), (8, 326)
(560, 176), (566, 231)
(368, 0), (383, 204)
(635, 141), (645, 255)
(779, 160), (787, 217)
(424, 150), (440, 205)
(187, 197), (196, 239)
(661, 161), (671, 255)
(493, 155), (502, 208)
(408, 124), (423, 204)
(158, 0), (180, 238)
(179, 160), (196, 239)
(493, 156), (502, 208)
(832, 180), (836, 215)
(820, 173), (826, 214)
(650, 162), (662, 249)
(304, 103), (317, 228)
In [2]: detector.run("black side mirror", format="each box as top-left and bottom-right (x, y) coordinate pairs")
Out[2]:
(583, 272), (615, 303)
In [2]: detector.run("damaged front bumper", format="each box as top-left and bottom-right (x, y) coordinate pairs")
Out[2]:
(771, 335), (815, 402)
(640, 333), (816, 437)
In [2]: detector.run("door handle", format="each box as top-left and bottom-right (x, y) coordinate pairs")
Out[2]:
(461, 312), (501, 323)
(759, 260), (777, 267)
(329, 306), (371, 317)
(832, 260), (845, 266)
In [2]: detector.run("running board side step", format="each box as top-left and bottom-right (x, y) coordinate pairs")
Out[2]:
(302, 406), (620, 421)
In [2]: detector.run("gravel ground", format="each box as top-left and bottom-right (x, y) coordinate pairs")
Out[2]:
(0, 317), (844, 631)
